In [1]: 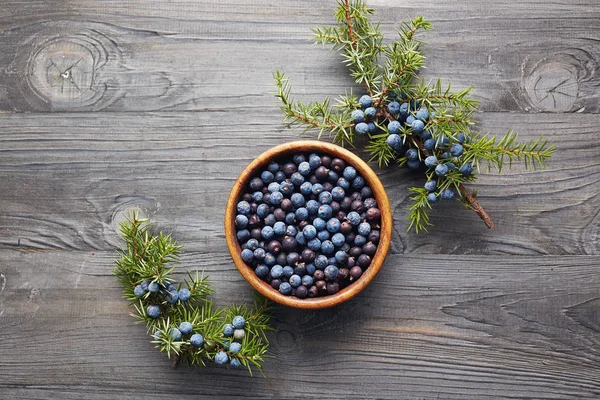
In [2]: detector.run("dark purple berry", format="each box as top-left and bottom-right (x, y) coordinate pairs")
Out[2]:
(268, 240), (282, 254)
(296, 285), (308, 299)
(340, 197), (353, 211)
(313, 270), (325, 281)
(351, 192), (363, 201)
(326, 282), (340, 295)
(362, 242), (377, 256)
(301, 248), (315, 263)
(274, 208), (286, 221)
(281, 198), (293, 212)
(249, 177), (263, 191)
(316, 280), (327, 293)
(308, 286), (319, 298)
(351, 200), (365, 213)
(361, 186), (373, 198)
(248, 214), (260, 227)
(349, 266), (362, 281)
(366, 208), (380, 222)
(250, 229), (262, 240)
(357, 254), (371, 269)
(271, 279), (281, 290)
(321, 156), (332, 167)
(340, 222), (352, 234)
(330, 158), (346, 174)
(368, 230), (380, 244)
(282, 236), (297, 252)
(349, 246), (362, 258)
(315, 166), (329, 182)
(286, 252), (300, 266)
(242, 193), (252, 202)
(338, 268), (349, 281)
(364, 198), (377, 209)
(283, 163), (297, 176)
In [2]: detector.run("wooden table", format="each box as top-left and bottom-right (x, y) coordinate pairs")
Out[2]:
(1, 1), (599, 398)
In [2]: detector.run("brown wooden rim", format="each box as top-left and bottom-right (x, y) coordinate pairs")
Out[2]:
(225, 140), (392, 309)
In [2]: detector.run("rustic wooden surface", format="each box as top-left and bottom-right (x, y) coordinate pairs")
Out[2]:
(1, 0), (599, 398)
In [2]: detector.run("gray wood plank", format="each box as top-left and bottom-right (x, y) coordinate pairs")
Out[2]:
(0, 0), (598, 112)
(0, 111), (598, 256)
(1, 252), (599, 399)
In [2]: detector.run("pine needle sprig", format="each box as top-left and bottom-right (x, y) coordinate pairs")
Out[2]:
(114, 212), (272, 375)
(274, 0), (555, 233)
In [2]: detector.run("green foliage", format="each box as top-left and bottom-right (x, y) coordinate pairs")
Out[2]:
(114, 213), (272, 376)
(274, 0), (555, 233)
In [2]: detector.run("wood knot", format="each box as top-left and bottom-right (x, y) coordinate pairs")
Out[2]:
(520, 48), (598, 112)
(22, 25), (122, 110)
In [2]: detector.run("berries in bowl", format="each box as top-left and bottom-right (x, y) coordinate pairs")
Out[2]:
(225, 141), (392, 309)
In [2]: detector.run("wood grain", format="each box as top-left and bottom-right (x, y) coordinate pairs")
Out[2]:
(0, 0), (599, 398)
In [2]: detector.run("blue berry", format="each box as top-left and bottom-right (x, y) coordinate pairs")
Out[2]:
(318, 230), (330, 241)
(354, 234), (367, 246)
(457, 132), (468, 143)
(352, 176), (366, 189)
(179, 322), (193, 335)
(423, 155), (438, 168)
(290, 193), (305, 208)
(424, 180), (437, 192)
(267, 162), (279, 173)
(140, 280), (149, 291)
(134, 285), (145, 297)
(407, 159), (421, 169)
(336, 178), (350, 191)
(290, 172), (305, 186)
(235, 215), (248, 229)
(437, 135), (450, 147)
(267, 182), (280, 193)
(326, 218), (341, 233)
(331, 233), (345, 247)
(416, 108), (429, 121)
(179, 288), (191, 301)
(309, 155), (321, 169)
(435, 164), (449, 177)
(399, 102), (409, 116)
(215, 351), (229, 366)
(254, 247), (266, 261)
(387, 101), (400, 115)
(306, 263), (316, 275)
(351, 109), (365, 123)
(148, 282), (159, 293)
(261, 226), (275, 240)
(359, 94), (373, 108)
(335, 250), (349, 264)
(424, 138), (436, 150)
(275, 171), (286, 183)
(343, 166), (357, 181)
(358, 222), (371, 236)
(427, 193), (439, 203)
(302, 275), (314, 286)
(272, 221), (285, 236)
(169, 328), (182, 341)
(420, 129), (432, 140)
(406, 115), (416, 125)
(298, 162), (311, 176)
(295, 207), (309, 221)
(241, 248), (254, 263)
(230, 358), (242, 369)
(387, 134), (402, 151)
(285, 212), (296, 224)
(232, 316), (246, 329)
(347, 211), (361, 225)
(255, 264), (269, 278)
(406, 148), (419, 161)
(147, 305), (161, 319)
(459, 162), (473, 176)
(293, 154), (306, 165)
(447, 162), (456, 171)
(229, 342), (242, 354)
(388, 120), (401, 134)
(307, 238), (322, 251)
(311, 183), (324, 196)
(368, 122), (377, 133)
(364, 106), (377, 119)
(289, 274), (302, 288)
(280, 181), (294, 195)
(264, 253), (277, 266)
(236, 201), (251, 216)
(441, 189), (455, 200)
(167, 290), (179, 304)
(303, 225), (317, 240)
(311, 218), (325, 232)
(282, 265), (294, 279)
(321, 240), (335, 255)
(315, 255), (329, 269)
(256, 204), (270, 218)
(324, 265), (339, 280)
(318, 191), (333, 204)
(252, 191), (263, 202)
(269, 191), (283, 205)
(300, 182), (313, 195)
(261, 170), (274, 184)
(270, 265), (284, 279)
(318, 204), (333, 219)
(411, 119), (425, 134)
(355, 122), (369, 135)
(450, 143), (464, 157)
(279, 282), (292, 295)
(190, 333), (204, 347)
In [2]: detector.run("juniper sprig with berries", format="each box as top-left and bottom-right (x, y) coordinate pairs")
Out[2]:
(114, 213), (272, 375)
(274, 0), (555, 233)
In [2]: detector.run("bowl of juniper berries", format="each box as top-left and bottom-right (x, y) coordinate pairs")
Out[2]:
(225, 140), (392, 309)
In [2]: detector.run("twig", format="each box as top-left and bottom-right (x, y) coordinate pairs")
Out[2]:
(458, 184), (494, 229)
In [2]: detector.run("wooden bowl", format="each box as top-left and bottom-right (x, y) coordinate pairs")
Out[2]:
(225, 140), (392, 309)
